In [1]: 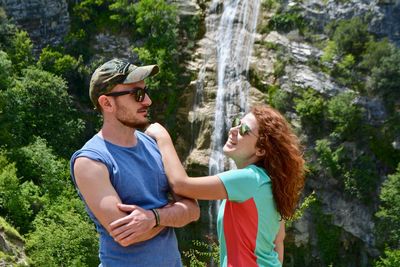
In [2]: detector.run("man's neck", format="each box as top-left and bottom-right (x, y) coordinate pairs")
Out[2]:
(99, 122), (138, 147)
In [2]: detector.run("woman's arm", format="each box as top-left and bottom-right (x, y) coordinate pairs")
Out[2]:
(274, 221), (286, 264)
(146, 123), (227, 200)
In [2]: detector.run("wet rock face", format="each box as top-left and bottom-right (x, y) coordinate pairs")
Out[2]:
(0, 0), (70, 55)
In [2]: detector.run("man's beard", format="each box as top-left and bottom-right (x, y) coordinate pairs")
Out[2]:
(117, 117), (149, 129)
(115, 104), (150, 129)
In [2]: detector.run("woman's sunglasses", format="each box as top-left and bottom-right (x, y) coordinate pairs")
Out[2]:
(232, 117), (258, 137)
(104, 86), (149, 102)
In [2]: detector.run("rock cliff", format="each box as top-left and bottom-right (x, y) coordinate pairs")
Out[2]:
(0, 0), (69, 55)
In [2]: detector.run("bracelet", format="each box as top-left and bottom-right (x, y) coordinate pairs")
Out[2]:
(151, 208), (160, 227)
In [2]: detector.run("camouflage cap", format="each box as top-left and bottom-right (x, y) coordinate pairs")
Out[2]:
(89, 58), (159, 107)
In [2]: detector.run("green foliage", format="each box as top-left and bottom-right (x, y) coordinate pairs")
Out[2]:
(12, 137), (72, 199)
(0, 152), (42, 232)
(375, 249), (400, 267)
(360, 39), (392, 71)
(0, 67), (85, 157)
(332, 54), (356, 85)
(38, 47), (88, 97)
(294, 89), (326, 135)
(315, 139), (341, 177)
(341, 154), (379, 203)
(0, 8), (17, 50)
(315, 139), (379, 203)
(326, 91), (362, 139)
(7, 30), (34, 74)
(330, 17), (369, 60)
(311, 200), (341, 266)
(287, 191), (317, 225)
(262, 0), (279, 10)
(0, 216), (24, 242)
(267, 11), (305, 34)
(269, 86), (291, 112)
(109, 0), (138, 27)
(182, 239), (220, 267)
(26, 197), (99, 267)
(0, 50), (12, 89)
(375, 164), (400, 249)
(368, 48), (400, 112)
(66, 0), (112, 59)
(321, 40), (337, 63)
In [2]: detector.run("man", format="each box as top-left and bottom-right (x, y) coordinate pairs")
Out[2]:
(70, 58), (200, 266)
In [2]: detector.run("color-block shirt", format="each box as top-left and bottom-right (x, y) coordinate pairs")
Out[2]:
(70, 131), (182, 267)
(217, 165), (281, 267)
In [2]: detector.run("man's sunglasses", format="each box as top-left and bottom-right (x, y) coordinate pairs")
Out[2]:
(104, 86), (149, 102)
(232, 117), (258, 137)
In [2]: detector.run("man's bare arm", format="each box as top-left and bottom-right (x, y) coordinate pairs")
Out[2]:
(158, 192), (200, 227)
(109, 191), (200, 246)
(73, 157), (164, 245)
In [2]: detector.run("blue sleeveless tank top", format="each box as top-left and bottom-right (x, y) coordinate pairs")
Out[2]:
(70, 131), (182, 267)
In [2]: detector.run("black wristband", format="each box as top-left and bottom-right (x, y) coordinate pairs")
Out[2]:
(151, 208), (160, 227)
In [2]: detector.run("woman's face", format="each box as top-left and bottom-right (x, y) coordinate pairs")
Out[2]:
(223, 112), (262, 168)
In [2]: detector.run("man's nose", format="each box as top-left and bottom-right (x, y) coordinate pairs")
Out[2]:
(142, 93), (152, 106)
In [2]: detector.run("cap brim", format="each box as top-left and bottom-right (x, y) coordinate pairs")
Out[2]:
(123, 65), (159, 84)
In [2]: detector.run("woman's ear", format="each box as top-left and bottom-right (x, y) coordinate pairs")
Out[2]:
(98, 95), (113, 112)
(256, 147), (266, 157)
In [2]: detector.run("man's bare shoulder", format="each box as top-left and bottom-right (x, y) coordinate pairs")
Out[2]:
(74, 157), (107, 178)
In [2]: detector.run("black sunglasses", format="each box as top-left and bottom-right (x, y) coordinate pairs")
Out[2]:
(104, 86), (149, 102)
(232, 117), (258, 137)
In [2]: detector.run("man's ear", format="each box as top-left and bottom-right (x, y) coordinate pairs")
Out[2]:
(256, 147), (266, 157)
(98, 95), (113, 112)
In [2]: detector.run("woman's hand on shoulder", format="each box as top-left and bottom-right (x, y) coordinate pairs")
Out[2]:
(145, 123), (171, 142)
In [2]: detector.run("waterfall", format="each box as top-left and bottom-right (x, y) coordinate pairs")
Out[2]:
(208, 0), (261, 176)
(190, 0), (261, 258)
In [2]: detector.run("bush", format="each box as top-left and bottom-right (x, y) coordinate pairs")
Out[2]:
(375, 164), (400, 249)
(326, 91), (362, 140)
(330, 17), (369, 60)
(294, 89), (326, 136)
(26, 197), (99, 267)
(0, 152), (42, 232)
(375, 249), (400, 267)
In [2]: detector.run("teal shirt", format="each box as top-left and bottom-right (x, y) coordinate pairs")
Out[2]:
(217, 165), (281, 267)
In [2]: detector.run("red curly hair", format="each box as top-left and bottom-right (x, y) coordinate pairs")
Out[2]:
(252, 105), (306, 220)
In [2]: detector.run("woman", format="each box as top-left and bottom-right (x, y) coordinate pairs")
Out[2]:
(146, 105), (306, 266)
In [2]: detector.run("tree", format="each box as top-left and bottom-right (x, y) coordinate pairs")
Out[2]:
(368, 48), (400, 112)
(0, 67), (85, 157)
(375, 163), (400, 249)
(0, 152), (42, 232)
(331, 17), (369, 60)
(326, 91), (362, 140)
(294, 88), (326, 136)
(7, 30), (34, 74)
(12, 137), (72, 199)
(0, 50), (12, 89)
(38, 47), (88, 98)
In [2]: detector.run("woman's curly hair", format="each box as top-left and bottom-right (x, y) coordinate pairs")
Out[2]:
(252, 105), (306, 220)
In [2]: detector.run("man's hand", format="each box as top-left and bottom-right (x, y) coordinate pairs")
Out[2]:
(109, 204), (157, 247)
(145, 123), (171, 142)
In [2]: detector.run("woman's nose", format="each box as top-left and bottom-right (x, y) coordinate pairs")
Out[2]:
(229, 126), (239, 136)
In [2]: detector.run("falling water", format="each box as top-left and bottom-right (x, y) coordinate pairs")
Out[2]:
(190, 0), (261, 257)
(209, 0), (261, 225)
(208, 0), (261, 176)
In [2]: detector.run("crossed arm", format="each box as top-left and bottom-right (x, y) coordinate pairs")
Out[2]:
(73, 157), (200, 247)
